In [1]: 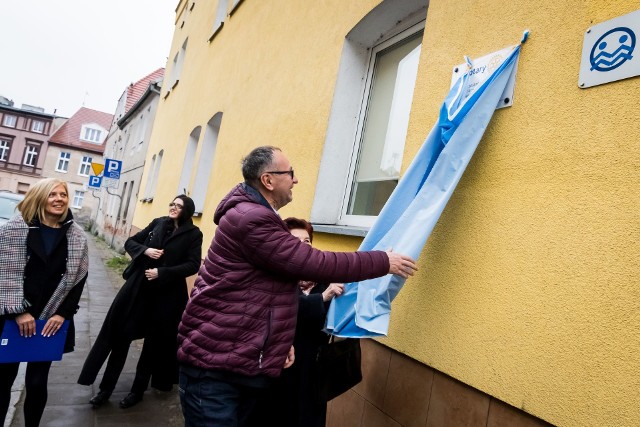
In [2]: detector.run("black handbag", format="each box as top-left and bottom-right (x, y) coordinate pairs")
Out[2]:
(122, 230), (155, 280)
(121, 257), (138, 280)
(317, 336), (362, 401)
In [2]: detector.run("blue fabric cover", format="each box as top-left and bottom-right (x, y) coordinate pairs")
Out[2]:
(325, 45), (523, 338)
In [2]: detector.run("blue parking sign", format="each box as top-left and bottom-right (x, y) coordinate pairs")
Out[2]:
(88, 176), (102, 188)
(104, 159), (122, 179)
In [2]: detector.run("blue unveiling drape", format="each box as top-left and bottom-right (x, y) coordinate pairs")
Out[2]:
(325, 40), (526, 338)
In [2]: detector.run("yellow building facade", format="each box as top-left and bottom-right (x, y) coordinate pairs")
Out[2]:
(133, 1), (640, 426)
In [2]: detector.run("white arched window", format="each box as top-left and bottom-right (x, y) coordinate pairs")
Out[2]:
(144, 150), (163, 201)
(209, 0), (228, 41)
(192, 113), (222, 214)
(150, 150), (163, 198)
(169, 38), (188, 89)
(177, 126), (201, 195)
(143, 155), (156, 200)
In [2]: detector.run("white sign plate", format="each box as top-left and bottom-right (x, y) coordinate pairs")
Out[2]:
(579, 9), (640, 88)
(102, 177), (120, 189)
(451, 45), (519, 110)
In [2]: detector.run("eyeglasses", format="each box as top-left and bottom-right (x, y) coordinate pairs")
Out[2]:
(169, 202), (184, 210)
(264, 169), (295, 179)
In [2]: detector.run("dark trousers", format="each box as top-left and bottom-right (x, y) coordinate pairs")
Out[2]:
(178, 366), (263, 427)
(0, 361), (52, 427)
(98, 340), (131, 393)
(98, 336), (162, 394)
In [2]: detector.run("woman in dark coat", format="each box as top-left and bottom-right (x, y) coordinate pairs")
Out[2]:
(77, 195), (202, 409)
(250, 217), (345, 427)
(0, 178), (88, 427)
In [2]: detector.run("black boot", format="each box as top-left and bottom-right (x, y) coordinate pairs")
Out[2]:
(119, 392), (143, 409)
(89, 390), (112, 407)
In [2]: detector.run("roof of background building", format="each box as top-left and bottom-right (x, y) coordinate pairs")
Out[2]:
(124, 68), (165, 114)
(0, 101), (61, 119)
(49, 107), (113, 154)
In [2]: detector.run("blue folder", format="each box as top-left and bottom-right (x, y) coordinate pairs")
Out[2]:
(0, 319), (69, 363)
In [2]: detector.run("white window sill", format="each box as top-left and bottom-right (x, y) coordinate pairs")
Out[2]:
(311, 224), (369, 237)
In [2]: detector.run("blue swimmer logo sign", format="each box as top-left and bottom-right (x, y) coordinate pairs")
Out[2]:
(589, 27), (636, 72)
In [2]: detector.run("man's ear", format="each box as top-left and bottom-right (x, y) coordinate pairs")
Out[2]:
(260, 173), (274, 191)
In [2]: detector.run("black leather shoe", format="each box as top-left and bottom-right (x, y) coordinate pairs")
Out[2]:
(89, 390), (111, 407)
(119, 392), (143, 409)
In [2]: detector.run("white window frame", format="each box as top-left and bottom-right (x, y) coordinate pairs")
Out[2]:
(78, 156), (92, 176)
(342, 29), (423, 227)
(56, 151), (71, 172)
(23, 145), (39, 166)
(0, 138), (10, 161)
(2, 115), (17, 128)
(310, 1), (427, 231)
(72, 190), (85, 208)
(80, 125), (104, 144)
(31, 120), (44, 133)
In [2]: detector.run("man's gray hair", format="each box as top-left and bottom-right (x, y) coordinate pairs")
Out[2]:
(242, 146), (280, 184)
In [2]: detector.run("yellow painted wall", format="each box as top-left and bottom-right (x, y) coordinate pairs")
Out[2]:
(134, 1), (640, 425)
(386, 2), (640, 426)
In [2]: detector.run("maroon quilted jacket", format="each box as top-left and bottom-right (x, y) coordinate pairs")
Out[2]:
(177, 183), (389, 378)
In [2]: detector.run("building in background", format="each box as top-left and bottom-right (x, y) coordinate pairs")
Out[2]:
(131, 1), (640, 426)
(94, 68), (165, 251)
(44, 107), (112, 225)
(0, 96), (65, 193)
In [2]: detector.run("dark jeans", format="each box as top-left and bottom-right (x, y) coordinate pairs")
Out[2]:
(0, 361), (52, 427)
(178, 366), (263, 427)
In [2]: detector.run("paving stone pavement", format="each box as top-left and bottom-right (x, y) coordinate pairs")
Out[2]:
(5, 232), (184, 427)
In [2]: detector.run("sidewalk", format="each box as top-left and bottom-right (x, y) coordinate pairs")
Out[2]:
(5, 232), (184, 427)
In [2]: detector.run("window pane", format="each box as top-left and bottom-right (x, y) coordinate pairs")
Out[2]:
(348, 180), (398, 216)
(24, 146), (38, 166)
(0, 140), (10, 161)
(347, 32), (422, 216)
(56, 152), (70, 171)
(73, 190), (84, 208)
(3, 115), (17, 127)
(31, 120), (44, 133)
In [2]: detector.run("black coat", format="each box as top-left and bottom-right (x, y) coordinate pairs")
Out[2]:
(251, 283), (331, 427)
(78, 216), (202, 387)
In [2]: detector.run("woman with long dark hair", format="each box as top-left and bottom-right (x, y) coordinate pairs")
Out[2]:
(0, 178), (88, 427)
(78, 195), (202, 409)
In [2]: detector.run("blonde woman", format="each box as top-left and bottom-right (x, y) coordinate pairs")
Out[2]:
(0, 178), (88, 427)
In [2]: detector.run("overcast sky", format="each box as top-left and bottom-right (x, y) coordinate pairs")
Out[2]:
(0, 0), (176, 118)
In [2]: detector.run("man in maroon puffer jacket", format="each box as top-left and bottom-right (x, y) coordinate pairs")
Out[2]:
(177, 146), (417, 426)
